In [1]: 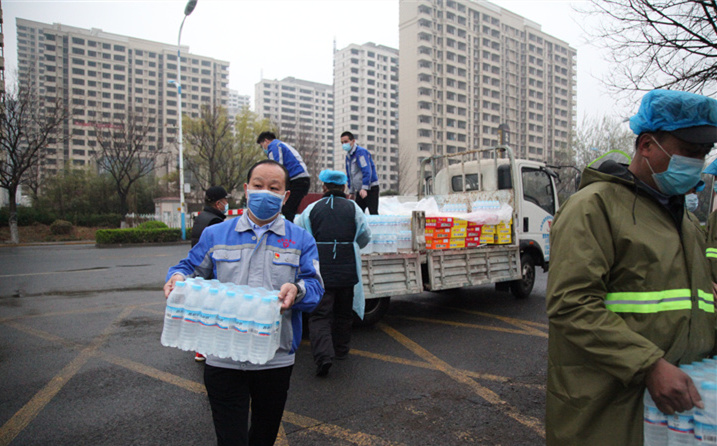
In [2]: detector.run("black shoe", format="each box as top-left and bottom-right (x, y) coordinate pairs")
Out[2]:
(316, 362), (332, 377)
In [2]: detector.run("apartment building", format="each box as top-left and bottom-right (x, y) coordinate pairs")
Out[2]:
(334, 42), (399, 192)
(227, 89), (251, 116)
(399, 0), (576, 192)
(255, 77), (334, 179)
(16, 18), (230, 179)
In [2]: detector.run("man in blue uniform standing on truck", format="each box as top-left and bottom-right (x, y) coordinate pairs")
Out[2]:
(256, 131), (310, 223)
(341, 131), (380, 215)
(163, 159), (323, 446)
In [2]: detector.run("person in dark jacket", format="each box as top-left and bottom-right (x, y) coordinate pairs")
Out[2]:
(190, 186), (228, 362)
(296, 170), (371, 377)
(191, 186), (229, 248)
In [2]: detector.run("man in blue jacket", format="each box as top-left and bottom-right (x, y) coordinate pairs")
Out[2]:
(256, 131), (310, 223)
(341, 131), (380, 214)
(296, 170), (371, 377)
(164, 160), (323, 446)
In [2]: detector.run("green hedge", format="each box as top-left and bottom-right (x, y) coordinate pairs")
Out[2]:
(74, 213), (123, 228)
(95, 228), (182, 245)
(0, 207), (57, 226)
(138, 220), (169, 229)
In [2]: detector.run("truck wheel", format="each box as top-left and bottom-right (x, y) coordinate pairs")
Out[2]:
(353, 297), (391, 327)
(510, 253), (535, 299)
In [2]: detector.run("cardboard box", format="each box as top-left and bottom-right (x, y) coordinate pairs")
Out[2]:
(426, 217), (454, 228)
(449, 239), (466, 249)
(450, 226), (467, 238)
(464, 236), (481, 244)
(452, 219), (468, 228)
(480, 234), (495, 244)
(496, 234), (512, 244)
(426, 239), (449, 250)
(466, 227), (482, 238)
(425, 228), (451, 238)
(465, 240), (480, 248)
(482, 225), (496, 235)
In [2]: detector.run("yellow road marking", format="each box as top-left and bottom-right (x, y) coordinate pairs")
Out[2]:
(378, 322), (546, 439)
(397, 315), (543, 337)
(282, 412), (406, 446)
(0, 307), (135, 446)
(350, 348), (545, 391)
(446, 307), (549, 335)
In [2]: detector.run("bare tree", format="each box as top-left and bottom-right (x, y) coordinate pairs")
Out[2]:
(396, 144), (419, 196)
(184, 106), (269, 200)
(280, 122), (323, 193)
(572, 115), (635, 170)
(93, 107), (166, 215)
(0, 82), (68, 243)
(580, 0), (717, 95)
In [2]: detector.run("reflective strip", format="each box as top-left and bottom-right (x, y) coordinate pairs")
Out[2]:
(707, 248), (717, 259)
(698, 290), (715, 313)
(606, 289), (692, 313)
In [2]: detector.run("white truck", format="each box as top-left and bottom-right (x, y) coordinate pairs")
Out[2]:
(358, 145), (560, 325)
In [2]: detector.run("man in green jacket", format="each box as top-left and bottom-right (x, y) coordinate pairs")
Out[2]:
(546, 89), (717, 446)
(704, 160), (717, 283)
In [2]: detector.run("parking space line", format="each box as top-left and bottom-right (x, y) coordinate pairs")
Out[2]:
(349, 348), (544, 391)
(377, 322), (545, 439)
(396, 315), (543, 337)
(446, 308), (549, 336)
(0, 307), (135, 446)
(282, 412), (406, 446)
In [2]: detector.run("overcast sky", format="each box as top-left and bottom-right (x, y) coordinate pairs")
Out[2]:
(4, 0), (635, 123)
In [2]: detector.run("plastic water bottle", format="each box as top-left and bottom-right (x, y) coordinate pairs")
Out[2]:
(231, 293), (256, 361)
(270, 295), (282, 353)
(161, 281), (187, 348)
(214, 290), (238, 358)
(178, 283), (204, 351)
(196, 288), (222, 355)
(668, 409), (695, 445)
(645, 390), (668, 446)
(248, 296), (278, 364)
(701, 381), (717, 445)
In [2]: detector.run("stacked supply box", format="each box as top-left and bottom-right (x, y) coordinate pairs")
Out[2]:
(480, 224), (496, 245)
(425, 217), (483, 250)
(496, 219), (512, 244)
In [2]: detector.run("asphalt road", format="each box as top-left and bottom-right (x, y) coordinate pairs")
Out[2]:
(0, 243), (548, 445)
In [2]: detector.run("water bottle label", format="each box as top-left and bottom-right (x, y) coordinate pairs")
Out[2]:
(166, 306), (183, 320)
(702, 423), (717, 443)
(184, 309), (201, 323)
(198, 313), (216, 327)
(668, 412), (694, 435)
(644, 406), (667, 425)
(255, 322), (272, 336)
(234, 319), (251, 334)
(216, 316), (232, 330)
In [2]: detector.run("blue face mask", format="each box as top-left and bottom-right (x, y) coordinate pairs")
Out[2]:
(685, 193), (699, 212)
(647, 137), (705, 196)
(223, 203), (229, 214)
(342, 143), (352, 152)
(246, 189), (285, 220)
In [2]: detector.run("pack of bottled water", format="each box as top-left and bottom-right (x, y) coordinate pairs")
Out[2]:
(441, 203), (468, 213)
(472, 200), (501, 211)
(644, 358), (717, 445)
(161, 277), (282, 365)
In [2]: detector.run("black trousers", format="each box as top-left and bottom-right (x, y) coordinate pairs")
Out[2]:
(282, 177), (310, 223)
(355, 185), (379, 215)
(204, 364), (293, 446)
(309, 286), (355, 365)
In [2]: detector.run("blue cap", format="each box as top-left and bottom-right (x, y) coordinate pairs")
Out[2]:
(704, 159), (717, 176)
(695, 180), (706, 192)
(629, 90), (717, 144)
(319, 169), (348, 185)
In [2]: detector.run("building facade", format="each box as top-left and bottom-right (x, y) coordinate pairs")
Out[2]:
(255, 77), (334, 184)
(16, 18), (230, 179)
(399, 0), (576, 192)
(334, 42), (399, 192)
(227, 89), (251, 116)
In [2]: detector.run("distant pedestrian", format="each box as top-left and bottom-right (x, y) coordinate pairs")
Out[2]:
(190, 185), (229, 362)
(256, 131), (310, 223)
(341, 131), (379, 215)
(296, 170), (371, 377)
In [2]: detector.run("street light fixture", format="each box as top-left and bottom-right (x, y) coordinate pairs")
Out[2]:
(174, 0), (197, 240)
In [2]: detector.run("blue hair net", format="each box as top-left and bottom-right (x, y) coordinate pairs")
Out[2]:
(319, 169), (347, 185)
(629, 90), (717, 136)
(704, 159), (717, 176)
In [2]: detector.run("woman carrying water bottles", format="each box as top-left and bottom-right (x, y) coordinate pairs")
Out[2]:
(163, 160), (323, 446)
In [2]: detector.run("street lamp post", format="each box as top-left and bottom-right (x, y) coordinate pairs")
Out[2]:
(175, 0), (197, 240)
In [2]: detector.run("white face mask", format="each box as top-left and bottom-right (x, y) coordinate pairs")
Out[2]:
(685, 193), (699, 213)
(223, 202), (229, 214)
